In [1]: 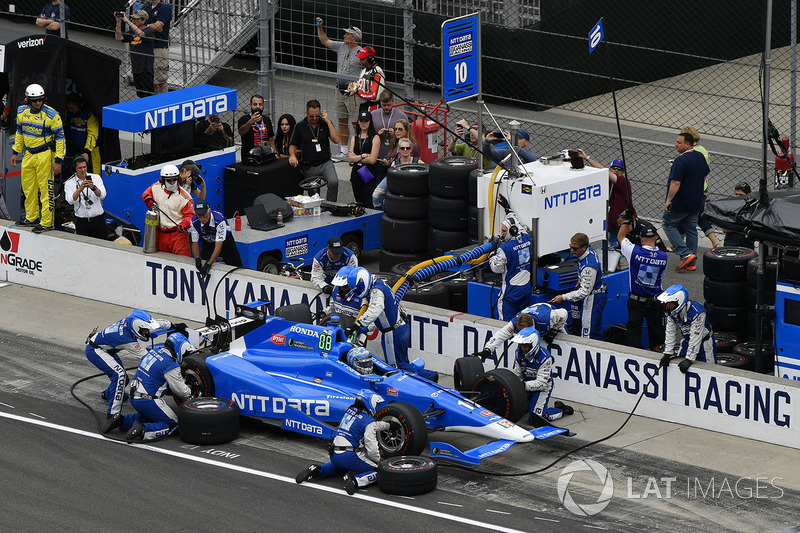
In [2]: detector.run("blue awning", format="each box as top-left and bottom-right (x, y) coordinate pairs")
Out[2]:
(102, 84), (237, 133)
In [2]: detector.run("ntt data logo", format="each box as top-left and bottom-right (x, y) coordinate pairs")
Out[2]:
(557, 459), (614, 516)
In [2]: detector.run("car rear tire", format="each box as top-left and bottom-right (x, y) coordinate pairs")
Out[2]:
(183, 354), (216, 397)
(377, 456), (438, 496)
(474, 368), (527, 422)
(179, 397), (240, 445)
(454, 356), (485, 392)
(375, 402), (427, 457)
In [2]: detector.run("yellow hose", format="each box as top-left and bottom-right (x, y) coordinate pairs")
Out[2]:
(486, 165), (504, 238)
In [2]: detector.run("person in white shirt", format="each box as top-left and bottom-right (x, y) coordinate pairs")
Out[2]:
(64, 155), (107, 239)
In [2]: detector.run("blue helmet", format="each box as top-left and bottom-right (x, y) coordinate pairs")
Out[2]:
(346, 267), (372, 301)
(657, 284), (689, 319)
(511, 326), (541, 362)
(347, 347), (373, 375)
(164, 332), (195, 363)
(332, 265), (354, 287)
(127, 310), (160, 341)
(354, 388), (384, 416)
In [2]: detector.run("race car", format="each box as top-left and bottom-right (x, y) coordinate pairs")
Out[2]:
(180, 302), (567, 466)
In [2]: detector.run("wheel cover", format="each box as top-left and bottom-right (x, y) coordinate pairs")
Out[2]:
(189, 397), (228, 410)
(377, 415), (408, 455)
(386, 456), (427, 469)
(183, 369), (205, 397)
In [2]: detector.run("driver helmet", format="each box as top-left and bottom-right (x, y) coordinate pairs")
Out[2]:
(511, 326), (541, 363)
(160, 164), (180, 192)
(346, 267), (373, 301)
(25, 83), (46, 100)
(164, 332), (195, 364)
(347, 347), (373, 375)
(354, 388), (384, 416)
(127, 310), (160, 342)
(657, 284), (690, 319)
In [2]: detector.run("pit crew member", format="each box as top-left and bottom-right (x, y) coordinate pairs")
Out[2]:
(475, 302), (569, 360)
(189, 199), (243, 275)
(658, 284), (717, 373)
(296, 389), (390, 495)
(311, 236), (358, 294)
(490, 213), (532, 320)
(142, 164), (195, 256)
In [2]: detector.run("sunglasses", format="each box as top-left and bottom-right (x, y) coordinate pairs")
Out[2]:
(610, 166), (624, 171)
(164, 177), (179, 183)
(308, 114), (321, 118)
(29, 98), (44, 103)
(569, 245), (584, 250)
(399, 146), (412, 150)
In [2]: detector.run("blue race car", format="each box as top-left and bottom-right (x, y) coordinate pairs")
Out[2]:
(181, 303), (567, 466)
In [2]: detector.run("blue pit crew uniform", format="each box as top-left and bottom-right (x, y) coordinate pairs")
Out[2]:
(663, 300), (716, 365)
(311, 246), (358, 293)
(512, 328), (564, 424)
(620, 232), (668, 349)
(489, 224), (533, 321)
(483, 303), (569, 357)
(188, 208), (243, 267)
(85, 311), (173, 416)
(562, 246), (607, 340)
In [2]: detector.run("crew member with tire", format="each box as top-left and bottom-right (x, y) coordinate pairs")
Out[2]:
(510, 327), (572, 426)
(102, 333), (195, 441)
(657, 284), (717, 373)
(475, 303), (568, 361)
(311, 236), (358, 294)
(296, 389), (390, 495)
(490, 213), (533, 320)
(345, 267), (438, 381)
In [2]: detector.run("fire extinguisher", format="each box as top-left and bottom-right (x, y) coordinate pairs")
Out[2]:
(143, 209), (159, 254)
(234, 211), (241, 231)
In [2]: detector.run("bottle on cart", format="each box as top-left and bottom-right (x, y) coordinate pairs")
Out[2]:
(277, 211), (283, 225)
(234, 211), (241, 231)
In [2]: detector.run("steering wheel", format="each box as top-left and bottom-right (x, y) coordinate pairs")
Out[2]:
(299, 176), (328, 195)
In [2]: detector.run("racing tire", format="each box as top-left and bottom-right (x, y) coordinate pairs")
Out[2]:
(391, 261), (425, 277)
(716, 352), (752, 371)
(428, 156), (478, 199)
(703, 247), (758, 282)
(386, 163), (429, 196)
(468, 169), (479, 206)
(373, 271), (401, 289)
(429, 227), (470, 257)
(428, 195), (469, 231)
(402, 283), (449, 309)
(377, 456), (438, 496)
(257, 254), (280, 275)
(381, 215), (428, 253)
(379, 249), (431, 272)
(468, 204), (479, 238)
(433, 271), (478, 313)
(733, 342), (775, 373)
(183, 355), (216, 397)
(703, 301), (746, 334)
(454, 356), (485, 392)
(747, 285), (776, 310)
(178, 397), (240, 445)
(474, 369), (527, 423)
(703, 278), (747, 307)
(747, 256), (778, 290)
(341, 233), (362, 257)
(384, 192), (428, 220)
(274, 303), (314, 324)
(714, 332), (740, 353)
(375, 402), (428, 457)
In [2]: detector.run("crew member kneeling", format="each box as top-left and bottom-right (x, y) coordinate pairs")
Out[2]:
(657, 284), (716, 373)
(189, 200), (243, 276)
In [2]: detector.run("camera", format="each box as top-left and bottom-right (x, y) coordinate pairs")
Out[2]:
(210, 116), (221, 124)
(114, 11), (124, 18)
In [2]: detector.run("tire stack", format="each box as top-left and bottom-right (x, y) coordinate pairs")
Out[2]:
(746, 256), (777, 342)
(390, 262), (450, 309)
(468, 169), (480, 245)
(427, 157), (478, 257)
(380, 163), (431, 272)
(703, 247), (758, 339)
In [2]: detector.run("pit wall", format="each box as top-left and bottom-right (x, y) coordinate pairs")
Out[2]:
(1, 220), (797, 449)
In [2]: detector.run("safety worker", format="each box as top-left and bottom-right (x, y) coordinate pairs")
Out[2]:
(657, 284), (717, 373)
(551, 232), (607, 340)
(490, 213), (533, 321)
(189, 200), (243, 276)
(65, 93), (101, 174)
(296, 389), (390, 495)
(142, 164), (195, 256)
(102, 333), (195, 440)
(86, 310), (184, 418)
(311, 236), (358, 294)
(345, 267), (438, 382)
(475, 302), (569, 361)
(511, 327), (573, 426)
(618, 221), (668, 350)
(10, 83), (66, 233)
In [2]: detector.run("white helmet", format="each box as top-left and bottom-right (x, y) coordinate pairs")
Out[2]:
(511, 326), (541, 363)
(25, 83), (45, 100)
(127, 310), (160, 342)
(160, 164), (180, 192)
(657, 284), (689, 319)
(501, 213), (522, 241)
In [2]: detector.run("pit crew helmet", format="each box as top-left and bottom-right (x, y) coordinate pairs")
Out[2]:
(332, 265), (354, 287)
(164, 332), (195, 364)
(346, 267), (373, 301)
(657, 284), (689, 319)
(347, 347), (373, 375)
(501, 213), (521, 240)
(25, 83), (46, 101)
(354, 388), (384, 416)
(511, 326), (541, 363)
(127, 310), (160, 341)
(160, 164), (180, 192)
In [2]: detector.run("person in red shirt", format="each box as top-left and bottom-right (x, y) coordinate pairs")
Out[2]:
(345, 46), (385, 114)
(142, 164), (195, 256)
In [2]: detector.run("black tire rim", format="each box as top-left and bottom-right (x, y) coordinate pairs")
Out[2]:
(377, 415), (408, 455)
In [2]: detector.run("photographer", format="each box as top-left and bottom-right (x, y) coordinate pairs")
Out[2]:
(447, 119), (492, 167)
(482, 129), (538, 167)
(64, 155), (107, 240)
(179, 160), (206, 200)
(238, 94), (275, 163)
(195, 113), (233, 151)
(114, 10), (155, 98)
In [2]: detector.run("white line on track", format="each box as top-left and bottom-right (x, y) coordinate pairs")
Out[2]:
(0, 410), (527, 533)
(28, 412), (45, 419)
(0, 402), (15, 408)
(584, 525), (608, 530)
(534, 516), (559, 522)
(486, 509), (511, 515)
(438, 502), (463, 507)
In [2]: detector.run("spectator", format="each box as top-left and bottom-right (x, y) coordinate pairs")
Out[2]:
(316, 18), (362, 162)
(345, 46), (385, 115)
(679, 126), (720, 248)
(195, 113), (233, 151)
(274, 114), (297, 159)
(372, 138), (423, 210)
(579, 150), (633, 243)
(658, 284), (717, 374)
(617, 221), (668, 350)
(178, 160), (206, 200)
(142, 0), (172, 94)
(238, 94), (276, 163)
(723, 182), (755, 248)
(489, 213), (533, 320)
(295, 389), (390, 495)
(1, 72), (10, 130)
(142, 164), (195, 257)
(311, 236), (358, 294)
(476, 302), (569, 361)
(64, 155), (107, 240)
(10, 83), (65, 233)
(551, 232), (607, 340)
(65, 93), (101, 174)
(348, 111), (381, 205)
(289, 99), (341, 201)
(36, 0), (69, 37)
(189, 200), (243, 276)
(115, 10), (155, 98)
(447, 119), (493, 167)
(385, 118), (421, 161)
(371, 90), (407, 160)
(483, 129), (537, 166)
(662, 132), (710, 271)
(775, 136), (795, 188)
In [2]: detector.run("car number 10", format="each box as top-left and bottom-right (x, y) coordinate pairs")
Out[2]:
(454, 62), (468, 84)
